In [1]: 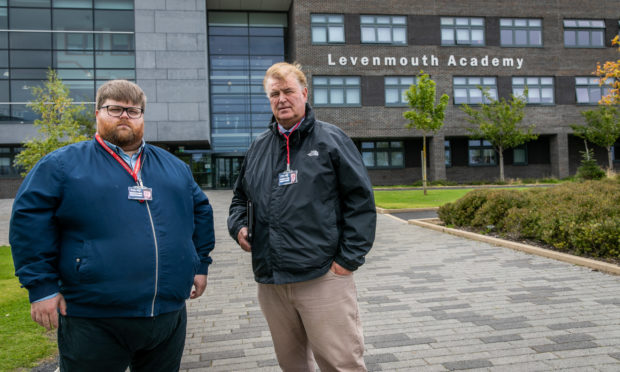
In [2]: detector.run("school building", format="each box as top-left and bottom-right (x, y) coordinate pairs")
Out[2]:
(0, 0), (618, 196)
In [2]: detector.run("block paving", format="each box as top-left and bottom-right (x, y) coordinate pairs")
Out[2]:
(1, 192), (620, 371)
(182, 191), (620, 371)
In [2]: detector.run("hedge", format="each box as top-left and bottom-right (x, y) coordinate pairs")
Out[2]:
(437, 180), (620, 260)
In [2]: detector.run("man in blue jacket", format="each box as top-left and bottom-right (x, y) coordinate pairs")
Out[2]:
(228, 62), (376, 371)
(10, 80), (216, 372)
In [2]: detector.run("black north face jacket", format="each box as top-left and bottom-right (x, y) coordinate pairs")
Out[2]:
(228, 104), (376, 285)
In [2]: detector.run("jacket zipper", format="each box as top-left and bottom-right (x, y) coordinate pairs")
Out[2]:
(145, 199), (159, 317)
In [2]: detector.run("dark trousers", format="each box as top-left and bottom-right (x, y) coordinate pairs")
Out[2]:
(57, 306), (187, 372)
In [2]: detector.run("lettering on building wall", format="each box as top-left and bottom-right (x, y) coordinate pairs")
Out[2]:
(327, 54), (524, 69)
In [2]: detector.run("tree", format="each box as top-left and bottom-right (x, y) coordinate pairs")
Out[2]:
(571, 105), (620, 171)
(595, 35), (619, 105)
(403, 71), (449, 195)
(575, 148), (606, 180)
(461, 89), (538, 182)
(13, 70), (93, 176)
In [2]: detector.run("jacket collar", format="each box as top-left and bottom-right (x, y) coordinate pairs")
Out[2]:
(269, 103), (315, 140)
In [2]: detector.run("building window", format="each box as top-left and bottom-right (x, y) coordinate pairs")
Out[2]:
(361, 141), (404, 169)
(311, 14), (344, 44)
(613, 141), (619, 163)
(441, 17), (485, 46)
(385, 76), (415, 107)
(313, 76), (360, 106)
(564, 19), (605, 48)
(468, 140), (496, 166)
(512, 77), (554, 105)
(0, 146), (22, 176)
(500, 18), (542, 47)
(360, 15), (406, 45)
(445, 140), (451, 167)
(575, 77), (613, 104)
(453, 76), (497, 105)
(513, 144), (527, 165)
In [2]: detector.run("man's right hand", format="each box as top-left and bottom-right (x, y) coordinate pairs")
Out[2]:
(31, 294), (67, 330)
(237, 227), (252, 252)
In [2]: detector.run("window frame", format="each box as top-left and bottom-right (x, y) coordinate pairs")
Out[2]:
(468, 139), (497, 166)
(563, 19), (605, 48)
(384, 76), (416, 107)
(360, 15), (407, 46)
(441, 17), (485, 46)
(360, 140), (405, 169)
(512, 76), (555, 105)
(500, 18), (542, 47)
(312, 76), (361, 107)
(513, 144), (528, 165)
(575, 77), (613, 105)
(310, 13), (345, 45)
(453, 76), (497, 105)
(0, 146), (23, 177)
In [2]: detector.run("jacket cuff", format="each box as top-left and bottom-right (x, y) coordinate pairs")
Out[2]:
(334, 256), (358, 272)
(197, 261), (210, 275)
(28, 280), (60, 303)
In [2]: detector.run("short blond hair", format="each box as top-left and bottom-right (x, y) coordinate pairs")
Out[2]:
(263, 62), (307, 93)
(96, 80), (146, 110)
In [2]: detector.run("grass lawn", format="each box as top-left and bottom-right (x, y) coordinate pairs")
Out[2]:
(0, 246), (56, 372)
(374, 187), (530, 209)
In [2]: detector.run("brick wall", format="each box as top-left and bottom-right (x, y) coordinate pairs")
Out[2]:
(290, 0), (619, 183)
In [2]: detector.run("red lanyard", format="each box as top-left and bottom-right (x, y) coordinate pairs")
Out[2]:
(279, 120), (302, 171)
(95, 133), (143, 184)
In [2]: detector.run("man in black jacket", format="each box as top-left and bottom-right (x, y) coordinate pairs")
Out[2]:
(228, 62), (376, 372)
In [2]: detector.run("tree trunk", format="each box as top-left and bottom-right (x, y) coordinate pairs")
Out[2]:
(607, 146), (614, 171)
(498, 146), (504, 182)
(422, 135), (427, 195)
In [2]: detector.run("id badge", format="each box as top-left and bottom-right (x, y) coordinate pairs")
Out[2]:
(278, 170), (298, 186)
(128, 186), (153, 200)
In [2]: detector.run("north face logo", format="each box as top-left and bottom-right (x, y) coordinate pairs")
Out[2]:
(307, 150), (319, 157)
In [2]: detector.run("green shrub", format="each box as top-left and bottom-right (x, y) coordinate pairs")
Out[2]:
(438, 189), (489, 226)
(576, 149), (606, 180)
(438, 180), (620, 260)
(470, 190), (530, 230)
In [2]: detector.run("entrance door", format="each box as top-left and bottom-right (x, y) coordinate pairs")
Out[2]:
(215, 157), (242, 189)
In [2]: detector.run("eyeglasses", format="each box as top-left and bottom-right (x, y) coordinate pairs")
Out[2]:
(100, 105), (144, 119)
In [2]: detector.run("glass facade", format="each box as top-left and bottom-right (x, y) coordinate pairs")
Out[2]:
(207, 11), (287, 152)
(0, 0), (135, 122)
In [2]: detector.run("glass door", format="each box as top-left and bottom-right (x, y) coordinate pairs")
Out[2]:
(215, 157), (243, 189)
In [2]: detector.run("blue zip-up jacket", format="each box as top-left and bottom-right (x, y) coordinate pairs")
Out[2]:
(9, 138), (215, 318)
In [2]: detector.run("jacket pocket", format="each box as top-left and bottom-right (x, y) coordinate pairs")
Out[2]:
(75, 240), (98, 283)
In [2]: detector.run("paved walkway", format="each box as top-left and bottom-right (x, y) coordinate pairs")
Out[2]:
(2, 192), (620, 371)
(184, 191), (620, 371)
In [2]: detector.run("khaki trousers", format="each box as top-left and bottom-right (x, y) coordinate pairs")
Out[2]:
(257, 270), (366, 372)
